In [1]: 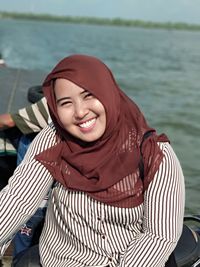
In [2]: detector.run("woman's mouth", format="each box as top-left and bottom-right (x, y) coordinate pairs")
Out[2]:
(78, 118), (96, 132)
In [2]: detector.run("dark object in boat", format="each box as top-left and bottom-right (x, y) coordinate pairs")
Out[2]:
(0, 154), (16, 190)
(174, 215), (200, 267)
(0, 127), (21, 190)
(27, 85), (43, 103)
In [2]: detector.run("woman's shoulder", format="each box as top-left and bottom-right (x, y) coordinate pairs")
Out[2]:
(157, 141), (183, 176)
(157, 141), (177, 159)
(40, 122), (56, 133)
(29, 123), (58, 154)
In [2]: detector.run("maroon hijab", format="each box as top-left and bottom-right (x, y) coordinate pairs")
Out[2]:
(36, 54), (169, 207)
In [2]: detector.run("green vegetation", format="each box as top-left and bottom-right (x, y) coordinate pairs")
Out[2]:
(0, 11), (200, 31)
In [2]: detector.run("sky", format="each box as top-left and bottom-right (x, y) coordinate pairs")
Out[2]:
(0, 0), (200, 24)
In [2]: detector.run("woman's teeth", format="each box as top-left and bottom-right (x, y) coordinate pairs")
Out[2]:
(79, 118), (96, 128)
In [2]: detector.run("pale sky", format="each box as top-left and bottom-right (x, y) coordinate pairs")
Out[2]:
(0, 0), (200, 24)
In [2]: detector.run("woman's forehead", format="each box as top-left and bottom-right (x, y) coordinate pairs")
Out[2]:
(54, 79), (86, 96)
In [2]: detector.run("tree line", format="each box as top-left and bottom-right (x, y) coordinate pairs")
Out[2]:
(1, 11), (200, 31)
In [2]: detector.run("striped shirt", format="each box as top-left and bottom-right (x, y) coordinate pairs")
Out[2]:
(0, 97), (49, 154)
(0, 123), (185, 267)
(11, 97), (50, 134)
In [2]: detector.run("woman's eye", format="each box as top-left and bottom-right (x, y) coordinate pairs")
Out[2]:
(60, 101), (72, 106)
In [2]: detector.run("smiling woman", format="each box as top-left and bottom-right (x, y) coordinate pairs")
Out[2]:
(0, 54), (185, 267)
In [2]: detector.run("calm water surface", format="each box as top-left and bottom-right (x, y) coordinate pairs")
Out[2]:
(0, 18), (200, 213)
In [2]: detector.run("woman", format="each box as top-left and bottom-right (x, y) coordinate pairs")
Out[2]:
(0, 54), (185, 267)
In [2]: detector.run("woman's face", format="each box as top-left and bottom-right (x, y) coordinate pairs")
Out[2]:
(54, 78), (106, 142)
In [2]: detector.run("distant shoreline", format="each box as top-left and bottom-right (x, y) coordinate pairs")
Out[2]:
(0, 11), (200, 31)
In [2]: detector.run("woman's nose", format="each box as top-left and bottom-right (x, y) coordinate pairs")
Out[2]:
(74, 102), (89, 119)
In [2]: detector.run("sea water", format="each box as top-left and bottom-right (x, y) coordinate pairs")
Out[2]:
(0, 18), (200, 213)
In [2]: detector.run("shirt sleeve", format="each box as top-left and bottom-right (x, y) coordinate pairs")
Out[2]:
(0, 125), (56, 256)
(11, 97), (50, 134)
(119, 142), (185, 267)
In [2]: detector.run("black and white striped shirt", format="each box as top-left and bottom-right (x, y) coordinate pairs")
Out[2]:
(0, 124), (185, 267)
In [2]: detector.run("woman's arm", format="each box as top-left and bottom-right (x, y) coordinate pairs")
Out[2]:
(0, 113), (15, 128)
(0, 125), (56, 254)
(119, 143), (185, 267)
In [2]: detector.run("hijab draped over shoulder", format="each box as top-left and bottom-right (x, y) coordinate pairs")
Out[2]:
(35, 54), (169, 208)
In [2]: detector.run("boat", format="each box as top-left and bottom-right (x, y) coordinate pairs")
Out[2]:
(0, 66), (46, 190)
(0, 66), (200, 266)
(0, 66), (46, 114)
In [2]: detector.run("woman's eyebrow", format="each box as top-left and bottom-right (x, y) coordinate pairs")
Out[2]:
(56, 90), (88, 103)
(80, 89), (88, 95)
